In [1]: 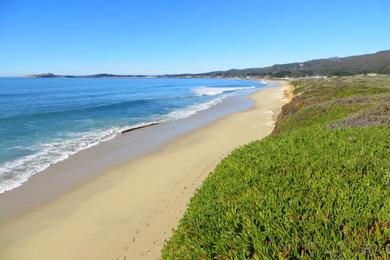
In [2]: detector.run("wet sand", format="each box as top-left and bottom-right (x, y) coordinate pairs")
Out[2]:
(0, 81), (288, 260)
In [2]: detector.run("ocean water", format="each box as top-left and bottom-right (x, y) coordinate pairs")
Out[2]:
(0, 77), (266, 193)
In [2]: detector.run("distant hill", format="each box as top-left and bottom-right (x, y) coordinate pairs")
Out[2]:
(30, 50), (390, 79)
(29, 73), (147, 78)
(170, 50), (390, 78)
(29, 73), (60, 78)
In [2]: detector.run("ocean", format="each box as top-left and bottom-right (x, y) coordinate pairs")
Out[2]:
(0, 77), (266, 193)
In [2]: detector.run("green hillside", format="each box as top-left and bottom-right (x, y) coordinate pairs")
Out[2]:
(172, 50), (390, 78)
(162, 75), (390, 258)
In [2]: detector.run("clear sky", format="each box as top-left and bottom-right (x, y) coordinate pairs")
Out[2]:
(1, 0), (389, 76)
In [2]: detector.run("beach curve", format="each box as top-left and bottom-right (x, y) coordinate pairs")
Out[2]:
(0, 80), (289, 260)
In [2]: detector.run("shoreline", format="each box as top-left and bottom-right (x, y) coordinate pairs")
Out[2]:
(0, 81), (258, 195)
(0, 88), (256, 221)
(0, 80), (288, 260)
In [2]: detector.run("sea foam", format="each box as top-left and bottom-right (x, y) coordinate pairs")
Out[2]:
(193, 86), (256, 96)
(0, 123), (155, 193)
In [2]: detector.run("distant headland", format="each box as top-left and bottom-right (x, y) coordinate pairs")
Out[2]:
(28, 73), (150, 78)
(29, 50), (390, 79)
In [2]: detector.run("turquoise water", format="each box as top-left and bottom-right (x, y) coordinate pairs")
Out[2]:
(0, 77), (265, 193)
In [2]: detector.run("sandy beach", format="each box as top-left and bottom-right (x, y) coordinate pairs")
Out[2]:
(0, 81), (288, 260)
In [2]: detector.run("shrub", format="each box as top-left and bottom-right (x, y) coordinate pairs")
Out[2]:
(162, 76), (390, 259)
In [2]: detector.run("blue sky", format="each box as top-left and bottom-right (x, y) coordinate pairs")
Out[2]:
(1, 0), (389, 76)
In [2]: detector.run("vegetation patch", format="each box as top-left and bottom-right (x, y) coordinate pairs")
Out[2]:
(162, 76), (390, 259)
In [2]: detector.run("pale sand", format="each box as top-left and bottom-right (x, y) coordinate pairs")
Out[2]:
(0, 81), (288, 260)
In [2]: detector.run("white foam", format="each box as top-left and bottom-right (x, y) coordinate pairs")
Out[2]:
(0, 122), (157, 193)
(164, 96), (226, 121)
(193, 86), (256, 96)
